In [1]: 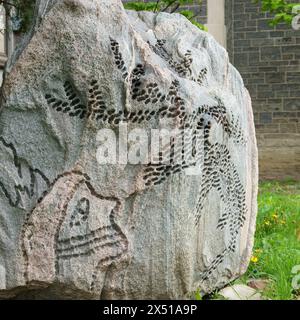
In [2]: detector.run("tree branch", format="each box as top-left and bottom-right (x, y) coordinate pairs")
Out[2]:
(154, 0), (161, 13)
(162, 0), (177, 12)
(0, 1), (17, 8)
(170, 3), (180, 13)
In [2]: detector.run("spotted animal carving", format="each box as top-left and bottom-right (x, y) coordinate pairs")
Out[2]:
(42, 36), (248, 282)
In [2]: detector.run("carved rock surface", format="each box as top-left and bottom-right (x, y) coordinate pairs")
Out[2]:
(0, 0), (258, 299)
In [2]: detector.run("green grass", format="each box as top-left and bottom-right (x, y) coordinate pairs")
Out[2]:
(240, 180), (300, 300)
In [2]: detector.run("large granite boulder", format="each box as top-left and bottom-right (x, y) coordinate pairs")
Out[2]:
(0, 0), (258, 299)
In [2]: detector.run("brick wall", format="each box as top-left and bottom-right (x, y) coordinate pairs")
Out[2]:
(181, 0), (207, 25)
(226, 0), (300, 180)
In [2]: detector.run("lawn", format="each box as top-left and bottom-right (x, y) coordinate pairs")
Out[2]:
(239, 180), (300, 300)
(201, 180), (300, 300)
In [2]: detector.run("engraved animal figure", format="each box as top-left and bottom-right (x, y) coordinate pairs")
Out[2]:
(22, 171), (128, 296)
(0, 137), (50, 209)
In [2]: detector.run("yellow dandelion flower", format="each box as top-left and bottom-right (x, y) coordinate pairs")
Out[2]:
(272, 214), (278, 220)
(251, 256), (258, 263)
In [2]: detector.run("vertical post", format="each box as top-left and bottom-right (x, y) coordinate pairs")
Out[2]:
(5, 0), (57, 73)
(5, 5), (15, 65)
(206, 0), (227, 48)
(0, 4), (7, 86)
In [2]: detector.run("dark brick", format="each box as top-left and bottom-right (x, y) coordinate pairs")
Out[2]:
(261, 47), (282, 61)
(276, 60), (292, 66)
(239, 27), (258, 32)
(275, 91), (290, 98)
(234, 53), (249, 66)
(245, 7), (259, 13)
(246, 20), (257, 27)
(256, 124), (279, 133)
(234, 32), (246, 39)
(275, 22), (291, 30)
(282, 46), (300, 54)
(287, 72), (300, 83)
(250, 12), (266, 20)
(247, 77), (265, 84)
(251, 38), (274, 47)
(257, 19), (274, 30)
(245, 31), (270, 39)
(265, 100), (283, 111)
(265, 72), (285, 83)
(248, 52), (260, 65)
(259, 112), (273, 124)
(258, 66), (278, 72)
(234, 20), (246, 28)
(282, 54), (294, 60)
(290, 91), (300, 97)
(270, 31), (285, 38)
(242, 46), (259, 52)
(284, 99), (300, 111)
(272, 84), (299, 91)
(234, 13), (250, 21)
(280, 123), (297, 133)
(234, 39), (250, 47)
(273, 112), (297, 118)
(257, 90), (274, 99)
(274, 37), (295, 45)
